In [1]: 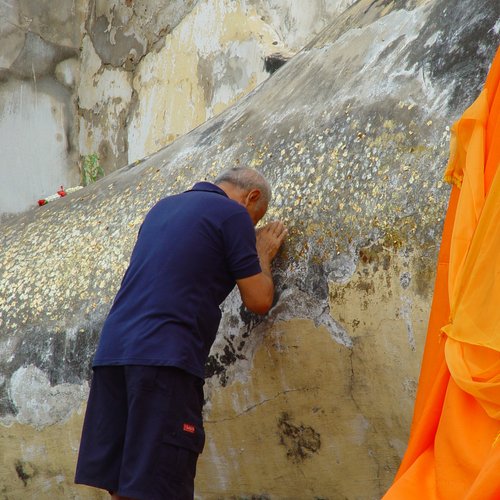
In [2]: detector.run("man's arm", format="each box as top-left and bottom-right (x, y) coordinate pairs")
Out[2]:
(237, 221), (287, 314)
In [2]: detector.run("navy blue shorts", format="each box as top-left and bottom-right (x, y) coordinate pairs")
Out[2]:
(75, 365), (205, 500)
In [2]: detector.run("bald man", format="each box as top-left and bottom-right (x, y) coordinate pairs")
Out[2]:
(75, 167), (286, 500)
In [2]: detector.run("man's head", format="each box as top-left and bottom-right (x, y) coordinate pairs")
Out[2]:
(215, 167), (271, 225)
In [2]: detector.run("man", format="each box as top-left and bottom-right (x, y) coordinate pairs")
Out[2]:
(75, 167), (287, 500)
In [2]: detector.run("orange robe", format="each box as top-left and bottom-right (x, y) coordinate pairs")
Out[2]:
(384, 47), (500, 499)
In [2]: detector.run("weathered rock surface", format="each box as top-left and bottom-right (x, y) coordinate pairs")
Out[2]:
(1, 0), (499, 498)
(0, 0), (86, 215)
(0, 0), (342, 215)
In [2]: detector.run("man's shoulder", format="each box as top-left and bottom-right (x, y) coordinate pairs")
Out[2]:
(149, 188), (249, 225)
(181, 188), (248, 217)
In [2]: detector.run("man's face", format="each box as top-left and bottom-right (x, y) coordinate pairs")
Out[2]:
(247, 201), (267, 226)
(240, 189), (267, 226)
(228, 187), (267, 226)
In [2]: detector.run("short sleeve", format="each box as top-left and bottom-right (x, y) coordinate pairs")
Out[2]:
(221, 211), (261, 280)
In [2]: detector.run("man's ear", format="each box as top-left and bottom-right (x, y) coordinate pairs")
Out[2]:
(246, 189), (261, 205)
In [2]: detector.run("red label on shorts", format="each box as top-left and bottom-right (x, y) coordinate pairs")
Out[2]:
(183, 423), (195, 434)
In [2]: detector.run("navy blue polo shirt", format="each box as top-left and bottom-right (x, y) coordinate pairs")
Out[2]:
(93, 182), (262, 379)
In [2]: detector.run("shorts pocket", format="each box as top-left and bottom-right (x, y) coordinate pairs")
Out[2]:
(163, 419), (205, 454)
(155, 443), (198, 499)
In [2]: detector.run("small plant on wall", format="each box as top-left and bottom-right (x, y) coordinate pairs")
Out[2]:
(81, 153), (104, 186)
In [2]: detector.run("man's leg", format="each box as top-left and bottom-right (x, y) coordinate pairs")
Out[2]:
(75, 366), (128, 493)
(116, 366), (205, 500)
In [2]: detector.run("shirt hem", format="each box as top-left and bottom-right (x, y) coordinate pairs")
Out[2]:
(92, 358), (205, 379)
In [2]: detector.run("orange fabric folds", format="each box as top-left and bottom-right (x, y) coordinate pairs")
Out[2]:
(384, 47), (500, 499)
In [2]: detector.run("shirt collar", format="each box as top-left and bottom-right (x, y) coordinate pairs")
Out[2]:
(187, 182), (228, 197)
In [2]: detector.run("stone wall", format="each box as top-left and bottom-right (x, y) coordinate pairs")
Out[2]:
(0, 0), (350, 215)
(1, 0), (499, 498)
(0, 0), (87, 215)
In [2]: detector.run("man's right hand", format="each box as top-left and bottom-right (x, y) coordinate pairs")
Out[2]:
(236, 220), (287, 315)
(256, 221), (287, 270)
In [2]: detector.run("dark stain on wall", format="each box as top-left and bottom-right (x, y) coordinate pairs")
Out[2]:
(278, 412), (321, 462)
(204, 300), (268, 384)
(11, 324), (101, 386)
(205, 355), (227, 384)
(0, 322), (102, 418)
(297, 259), (329, 300)
(14, 459), (36, 487)
(264, 53), (289, 75)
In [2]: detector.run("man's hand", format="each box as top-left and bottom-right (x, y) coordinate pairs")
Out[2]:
(256, 221), (287, 274)
(236, 220), (287, 315)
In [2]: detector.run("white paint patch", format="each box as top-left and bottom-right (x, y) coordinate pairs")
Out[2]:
(317, 307), (353, 348)
(493, 18), (500, 35)
(78, 55), (132, 113)
(77, 36), (102, 108)
(0, 334), (18, 364)
(270, 285), (353, 348)
(424, 31), (440, 48)
(327, 252), (357, 284)
(21, 443), (47, 461)
(0, 81), (73, 213)
(350, 413), (370, 446)
(54, 58), (80, 88)
(305, 4), (441, 111)
(179, 0), (221, 57)
(328, 8), (422, 71)
(399, 295), (416, 351)
(204, 438), (230, 491)
(4, 365), (89, 429)
(209, 39), (268, 113)
(256, 0), (357, 52)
